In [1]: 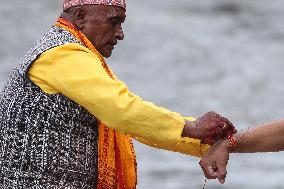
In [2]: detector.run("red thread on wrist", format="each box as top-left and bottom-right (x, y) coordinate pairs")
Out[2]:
(226, 134), (237, 152)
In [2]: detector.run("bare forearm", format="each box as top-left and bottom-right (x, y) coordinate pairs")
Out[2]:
(199, 120), (284, 182)
(234, 120), (284, 153)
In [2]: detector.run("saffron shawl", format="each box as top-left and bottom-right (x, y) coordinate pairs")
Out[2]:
(56, 18), (137, 189)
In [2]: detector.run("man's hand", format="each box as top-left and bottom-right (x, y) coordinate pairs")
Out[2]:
(182, 111), (237, 145)
(199, 139), (231, 184)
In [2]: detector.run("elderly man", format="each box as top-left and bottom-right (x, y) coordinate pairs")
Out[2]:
(0, 0), (236, 188)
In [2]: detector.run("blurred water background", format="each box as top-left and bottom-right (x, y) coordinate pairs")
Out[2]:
(1, 0), (284, 188)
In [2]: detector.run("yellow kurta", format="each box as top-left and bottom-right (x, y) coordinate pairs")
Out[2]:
(28, 43), (209, 157)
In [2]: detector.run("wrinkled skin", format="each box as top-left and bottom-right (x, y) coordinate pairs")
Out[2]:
(63, 5), (125, 58)
(196, 112), (236, 145)
(183, 111), (237, 145)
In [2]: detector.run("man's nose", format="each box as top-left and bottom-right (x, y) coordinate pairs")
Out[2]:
(116, 29), (124, 40)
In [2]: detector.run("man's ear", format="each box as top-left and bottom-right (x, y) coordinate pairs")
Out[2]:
(72, 7), (86, 29)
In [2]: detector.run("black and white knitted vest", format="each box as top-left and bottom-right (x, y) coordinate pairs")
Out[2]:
(0, 26), (100, 189)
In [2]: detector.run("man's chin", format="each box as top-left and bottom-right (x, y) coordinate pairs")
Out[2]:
(101, 50), (113, 58)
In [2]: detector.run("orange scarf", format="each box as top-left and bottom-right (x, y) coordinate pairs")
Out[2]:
(56, 18), (137, 189)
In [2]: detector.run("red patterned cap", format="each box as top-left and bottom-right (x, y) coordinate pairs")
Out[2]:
(63, 0), (126, 11)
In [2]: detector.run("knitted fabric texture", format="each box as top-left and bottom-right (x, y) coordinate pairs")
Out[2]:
(63, 0), (126, 10)
(0, 26), (99, 188)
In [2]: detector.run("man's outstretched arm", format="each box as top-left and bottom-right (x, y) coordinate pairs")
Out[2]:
(29, 43), (235, 157)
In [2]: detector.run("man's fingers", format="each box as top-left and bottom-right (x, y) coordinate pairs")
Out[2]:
(195, 111), (237, 144)
(214, 124), (224, 136)
(220, 117), (236, 133)
(204, 167), (218, 179)
(205, 111), (217, 118)
(199, 139), (230, 185)
(199, 161), (218, 179)
(217, 169), (227, 184)
(216, 157), (228, 184)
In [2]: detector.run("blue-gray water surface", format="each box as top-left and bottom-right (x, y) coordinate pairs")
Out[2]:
(1, 0), (284, 188)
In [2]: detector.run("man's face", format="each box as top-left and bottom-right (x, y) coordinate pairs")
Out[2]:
(82, 5), (126, 58)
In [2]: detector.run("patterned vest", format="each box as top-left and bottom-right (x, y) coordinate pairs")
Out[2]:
(0, 26), (100, 188)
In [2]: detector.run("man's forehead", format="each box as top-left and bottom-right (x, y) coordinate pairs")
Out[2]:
(106, 6), (126, 18)
(89, 5), (126, 20)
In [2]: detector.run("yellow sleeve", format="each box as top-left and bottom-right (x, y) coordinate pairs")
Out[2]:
(29, 43), (209, 157)
(133, 116), (210, 157)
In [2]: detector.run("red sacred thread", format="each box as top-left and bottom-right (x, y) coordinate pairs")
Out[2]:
(227, 133), (237, 152)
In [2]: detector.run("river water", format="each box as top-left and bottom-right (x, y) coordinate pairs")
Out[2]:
(1, 0), (284, 188)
